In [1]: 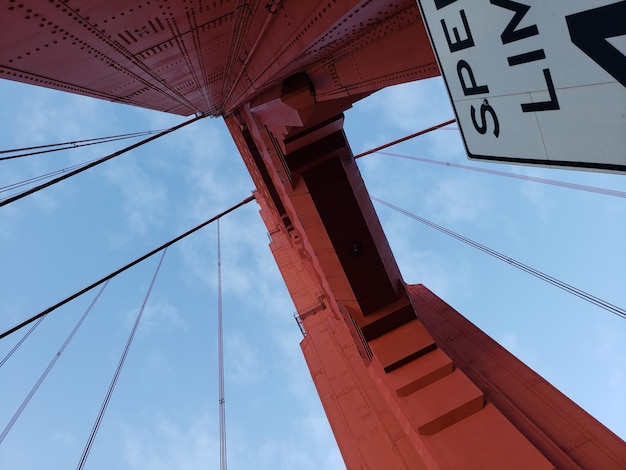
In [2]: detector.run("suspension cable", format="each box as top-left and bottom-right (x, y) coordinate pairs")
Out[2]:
(0, 282), (109, 445)
(76, 252), (166, 470)
(353, 119), (456, 159)
(0, 129), (166, 161)
(0, 130), (166, 155)
(379, 152), (626, 199)
(373, 197), (626, 320)
(0, 317), (45, 368)
(217, 219), (228, 470)
(0, 159), (96, 196)
(0, 114), (205, 208)
(0, 195), (254, 341)
(352, 121), (624, 199)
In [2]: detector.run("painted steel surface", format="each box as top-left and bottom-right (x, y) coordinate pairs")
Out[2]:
(0, 0), (437, 115)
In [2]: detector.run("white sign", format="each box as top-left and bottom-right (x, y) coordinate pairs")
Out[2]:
(415, 0), (626, 173)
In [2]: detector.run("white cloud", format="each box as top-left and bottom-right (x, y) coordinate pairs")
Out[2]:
(139, 297), (186, 335)
(359, 78), (454, 134)
(506, 165), (554, 218)
(161, 119), (253, 222)
(237, 434), (343, 470)
(23, 187), (62, 215)
(174, 202), (292, 325)
(13, 88), (96, 145)
(225, 332), (265, 385)
(112, 403), (344, 470)
(51, 429), (78, 450)
(424, 176), (488, 225)
(498, 333), (521, 356)
(120, 413), (219, 470)
(104, 159), (169, 244)
(606, 367), (626, 438)
(137, 350), (174, 386)
(397, 248), (460, 299)
(120, 294), (185, 344)
(588, 324), (626, 439)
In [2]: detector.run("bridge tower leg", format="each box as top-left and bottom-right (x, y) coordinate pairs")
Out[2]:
(224, 76), (626, 469)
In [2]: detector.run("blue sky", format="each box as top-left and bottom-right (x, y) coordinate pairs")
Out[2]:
(0, 76), (624, 469)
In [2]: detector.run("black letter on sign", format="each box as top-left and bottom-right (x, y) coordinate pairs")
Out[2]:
(457, 60), (489, 96)
(507, 49), (545, 66)
(471, 100), (500, 137)
(490, 0), (538, 44)
(566, 2), (626, 87)
(435, 0), (458, 9)
(521, 69), (560, 112)
(441, 10), (475, 52)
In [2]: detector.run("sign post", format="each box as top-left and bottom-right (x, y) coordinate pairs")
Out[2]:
(415, 0), (626, 173)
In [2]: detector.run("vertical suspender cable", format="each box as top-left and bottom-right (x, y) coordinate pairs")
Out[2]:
(0, 196), (254, 342)
(76, 250), (167, 470)
(0, 282), (109, 444)
(217, 219), (228, 470)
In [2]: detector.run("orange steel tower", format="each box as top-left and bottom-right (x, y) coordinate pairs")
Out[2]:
(1, 1), (624, 468)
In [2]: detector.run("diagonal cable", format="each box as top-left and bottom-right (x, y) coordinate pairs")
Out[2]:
(353, 119), (456, 159)
(373, 197), (626, 320)
(0, 282), (109, 445)
(351, 120), (623, 199)
(76, 252), (166, 470)
(0, 316), (46, 369)
(0, 114), (205, 208)
(0, 130), (165, 155)
(378, 152), (626, 199)
(0, 130), (166, 161)
(1, 160), (97, 196)
(0, 195), (254, 341)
